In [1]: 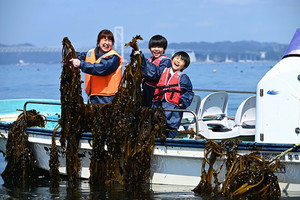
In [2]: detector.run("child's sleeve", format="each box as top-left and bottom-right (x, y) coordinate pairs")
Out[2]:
(140, 53), (164, 82)
(160, 57), (172, 69)
(179, 74), (194, 109)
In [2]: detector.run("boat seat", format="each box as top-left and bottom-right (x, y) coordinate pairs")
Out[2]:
(179, 95), (201, 132)
(196, 95), (256, 140)
(235, 96), (256, 129)
(181, 95), (201, 123)
(198, 91), (232, 130)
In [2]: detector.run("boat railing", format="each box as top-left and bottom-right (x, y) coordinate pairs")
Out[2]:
(21, 88), (255, 133)
(164, 109), (199, 134)
(23, 101), (61, 121)
(164, 89), (256, 136)
(193, 88), (256, 94)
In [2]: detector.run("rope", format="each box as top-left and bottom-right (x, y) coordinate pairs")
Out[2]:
(274, 143), (300, 160)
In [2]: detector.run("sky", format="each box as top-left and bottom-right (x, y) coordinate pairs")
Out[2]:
(0, 0), (300, 48)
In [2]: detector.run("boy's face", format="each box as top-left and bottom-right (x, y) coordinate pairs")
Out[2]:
(172, 56), (185, 71)
(150, 46), (165, 59)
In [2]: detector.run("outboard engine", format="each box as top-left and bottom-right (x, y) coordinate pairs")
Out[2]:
(256, 29), (300, 144)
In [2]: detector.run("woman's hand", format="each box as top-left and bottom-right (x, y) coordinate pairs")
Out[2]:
(70, 58), (81, 68)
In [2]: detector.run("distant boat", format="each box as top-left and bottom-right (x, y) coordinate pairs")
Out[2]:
(17, 59), (29, 66)
(225, 55), (233, 63)
(205, 54), (214, 63)
(187, 51), (197, 63)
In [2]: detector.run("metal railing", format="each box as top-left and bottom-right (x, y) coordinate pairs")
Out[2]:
(21, 88), (255, 133)
(23, 101), (61, 120)
(164, 109), (199, 134)
(193, 88), (256, 94)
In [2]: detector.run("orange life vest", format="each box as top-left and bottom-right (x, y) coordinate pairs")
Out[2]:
(146, 55), (171, 87)
(153, 68), (183, 105)
(84, 49), (123, 96)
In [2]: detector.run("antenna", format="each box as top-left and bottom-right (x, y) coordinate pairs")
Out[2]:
(114, 26), (124, 61)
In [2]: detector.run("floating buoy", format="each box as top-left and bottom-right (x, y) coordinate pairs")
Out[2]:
(213, 69), (216, 73)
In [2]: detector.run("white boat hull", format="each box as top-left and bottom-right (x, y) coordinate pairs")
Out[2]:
(1, 128), (299, 193)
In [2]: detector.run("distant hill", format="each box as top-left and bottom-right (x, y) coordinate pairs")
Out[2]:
(0, 43), (60, 65)
(0, 43), (34, 47)
(0, 41), (288, 64)
(139, 40), (288, 62)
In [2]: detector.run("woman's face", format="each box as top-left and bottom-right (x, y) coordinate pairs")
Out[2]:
(150, 46), (165, 59)
(99, 37), (113, 53)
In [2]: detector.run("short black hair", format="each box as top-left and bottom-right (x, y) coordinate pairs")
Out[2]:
(148, 35), (168, 50)
(172, 51), (190, 70)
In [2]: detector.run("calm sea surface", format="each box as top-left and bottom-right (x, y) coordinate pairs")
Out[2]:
(0, 61), (274, 114)
(1, 61), (297, 199)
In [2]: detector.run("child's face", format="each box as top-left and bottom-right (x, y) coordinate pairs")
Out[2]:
(150, 46), (165, 59)
(172, 56), (185, 71)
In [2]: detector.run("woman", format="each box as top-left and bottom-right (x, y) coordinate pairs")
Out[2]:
(70, 29), (123, 105)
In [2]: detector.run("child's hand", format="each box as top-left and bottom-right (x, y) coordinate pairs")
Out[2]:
(133, 50), (141, 56)
(130, 49), (141, 58)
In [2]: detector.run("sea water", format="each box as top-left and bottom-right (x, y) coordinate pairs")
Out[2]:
(0, 62), (273, 114)
(1, 61), (297, 199)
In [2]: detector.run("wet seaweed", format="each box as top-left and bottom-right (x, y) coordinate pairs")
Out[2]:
(1, 110), (45, 187)
(193, 139), (281, 200)
(58, 35), (166, 192)
(87, 35), (167, 190)
(58, 37), (88, 187)
(49, 124), (61, 183)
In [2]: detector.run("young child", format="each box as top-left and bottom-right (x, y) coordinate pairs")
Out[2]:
(140, 35), (172, 107)
(142, 51), (194, 138)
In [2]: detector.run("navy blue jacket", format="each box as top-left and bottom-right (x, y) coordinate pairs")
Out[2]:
(140, 53), (172, 107)
(141, 56), (194, 135)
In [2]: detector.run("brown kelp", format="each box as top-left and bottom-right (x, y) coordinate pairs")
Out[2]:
(1, 110), (45, 187)
(193, 139), (281, 200)
(58, 37), (88, 186)
(49, 124), (61, 182)
(88, 35), (167, 190)
(59, 35), (166, 191)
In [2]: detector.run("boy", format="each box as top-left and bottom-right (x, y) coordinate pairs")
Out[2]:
(141, 51), (194, 138)
(140, 35), (172, 107)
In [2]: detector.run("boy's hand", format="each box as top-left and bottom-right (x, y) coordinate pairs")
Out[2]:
(130, 49), (141, 58)
(133, 50), (141, 56)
